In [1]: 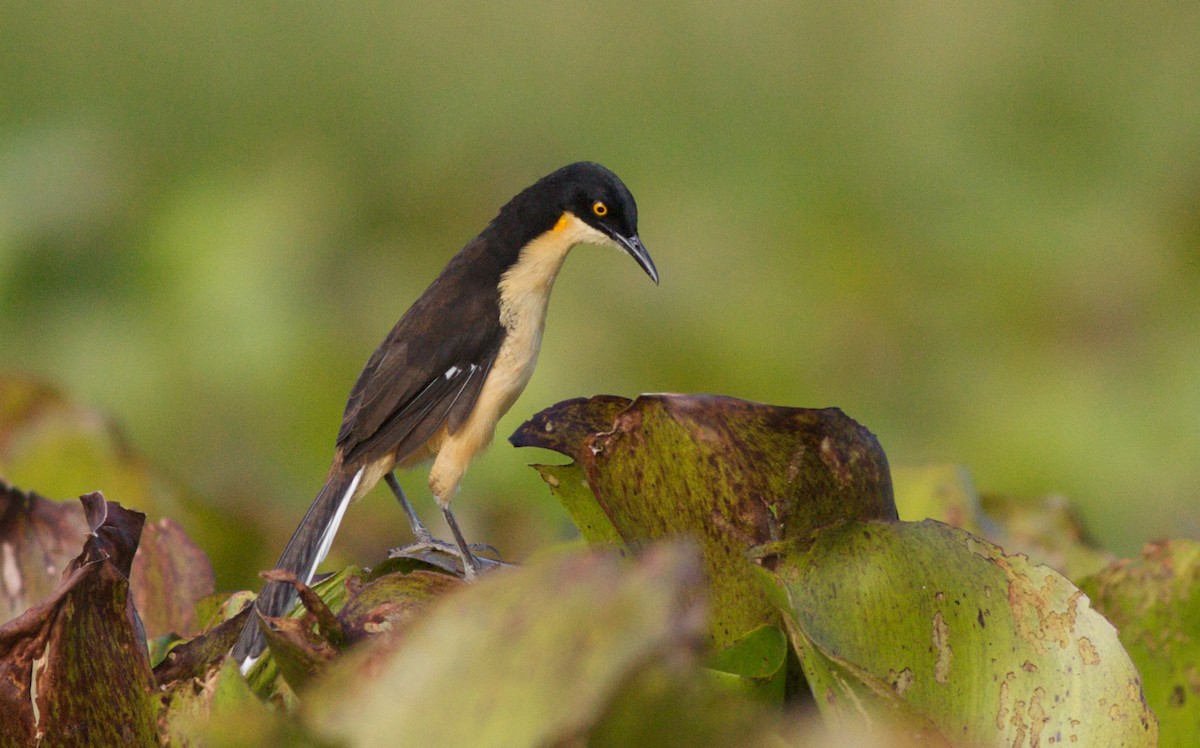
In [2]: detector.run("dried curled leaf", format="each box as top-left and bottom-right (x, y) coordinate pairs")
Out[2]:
(0, 480), (90, 625)
(0, 480), (214, 639)
(0, 493), (157, 747)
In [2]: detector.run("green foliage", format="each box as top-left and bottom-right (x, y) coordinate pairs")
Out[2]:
(893, 463), (1115, 581)
(705, 624), (789, 703)
(3, 4), (1199, 577)
(0, 384), (1190, 745)
(305, 544), (710, 745)
(1081, 540), (1200, 747)
(764, 519), (1155, 746)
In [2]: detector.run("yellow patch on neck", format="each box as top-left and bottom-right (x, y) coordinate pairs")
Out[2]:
(552, 212), (572, 232)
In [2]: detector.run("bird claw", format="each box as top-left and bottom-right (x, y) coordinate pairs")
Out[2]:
(387, 539), (509, 578)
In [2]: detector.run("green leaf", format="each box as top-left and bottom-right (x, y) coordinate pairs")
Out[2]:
(893, 463), (1114, 581)
(705, 624), (789, 704)
(0, 379), (184, 520)
(512, 394), (895, 650)
(1080, 540), (1200, 748)
(764, 519), (1157, 746)
(337, 568), (462, 643)
(533, 462), (624, 545)
(303, 543), (708, 746)
(892, 463), (986, 532)
(584, 661), (783, 748)
(169, 660), (335, 748)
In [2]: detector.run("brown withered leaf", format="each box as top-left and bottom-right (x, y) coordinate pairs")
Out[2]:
(247, 567), (463, 695)
(0, 480), (213, 639)
(133, 517), (216, 639)
(259, 613), (340, 693)
(76, 490), (142, 575)
(153, 602), (252, 687)
(0, 480), (90, 624)
(0, 493), (157, 747)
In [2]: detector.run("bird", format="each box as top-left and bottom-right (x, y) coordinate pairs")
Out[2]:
(232, 161), (658, 670)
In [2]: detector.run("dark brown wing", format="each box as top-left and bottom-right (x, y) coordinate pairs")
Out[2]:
(336, 238), (506, 466)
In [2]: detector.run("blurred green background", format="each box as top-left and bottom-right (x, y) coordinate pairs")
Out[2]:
(2, 4), (1198, 590)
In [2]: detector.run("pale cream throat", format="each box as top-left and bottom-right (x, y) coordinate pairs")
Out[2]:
(427, 212), (612, 504)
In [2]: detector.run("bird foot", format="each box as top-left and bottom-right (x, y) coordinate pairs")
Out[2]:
(387, 539), (508, 578)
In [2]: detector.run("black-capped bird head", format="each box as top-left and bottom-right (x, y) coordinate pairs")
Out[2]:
(494, 161), (658, 284)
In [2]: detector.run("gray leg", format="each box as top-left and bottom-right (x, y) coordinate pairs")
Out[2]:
(385, 472), (434, 544)
(385, 471), (492, 579)
(441, 506), (482, 581)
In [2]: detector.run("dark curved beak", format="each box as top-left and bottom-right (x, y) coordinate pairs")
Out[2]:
(615, 233), (659, 285)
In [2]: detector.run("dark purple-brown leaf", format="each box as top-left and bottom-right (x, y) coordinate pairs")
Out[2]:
(0, 493), (156, 747)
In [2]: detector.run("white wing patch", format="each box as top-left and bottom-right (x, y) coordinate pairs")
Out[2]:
(444, 363), (479, 381)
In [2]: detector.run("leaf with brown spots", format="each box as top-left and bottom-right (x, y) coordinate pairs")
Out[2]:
(153, 601), (252, 688)
(240, 564), (465, 698)
(511, 394), (895, 650)
(892, 463), (1115, 580)
(1080, 539), (1200, 748)
(337, 569), (461, 645)
(763, 519), (1157, 746)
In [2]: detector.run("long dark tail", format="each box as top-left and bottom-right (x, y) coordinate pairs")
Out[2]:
(232, 466), (363, 672)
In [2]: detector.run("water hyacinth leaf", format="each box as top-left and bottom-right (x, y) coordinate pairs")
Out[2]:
(0, 493), (157, 747)
(168, 660), (333, 748)
(336, 568), (461, 644)
(705, 623), (789, 703)
(1080, 540), (1200, 748)
(583, 660), (784, 747)
(154, 602), (252, 687)
(512, 394), (895, 649)
(131, 516), (216, 638)
(154, 606), (256, 742)
(979, 491), (1114, 582)
(242, 565), (462, 697)
(891, 463), (986, 533)
(892, 464), (1113, 581)
(0, 480), (214, 640)
(764, 519), (1156, 747)
(0, 378), (186, 522)
(304, 544), (707, 747)
(0, 480), (90, 624)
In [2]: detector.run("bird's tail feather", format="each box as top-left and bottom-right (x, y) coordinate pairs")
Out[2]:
(232, 466), (363, 672)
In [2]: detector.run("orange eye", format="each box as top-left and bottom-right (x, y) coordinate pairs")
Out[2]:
(592, 201), (608, 217)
